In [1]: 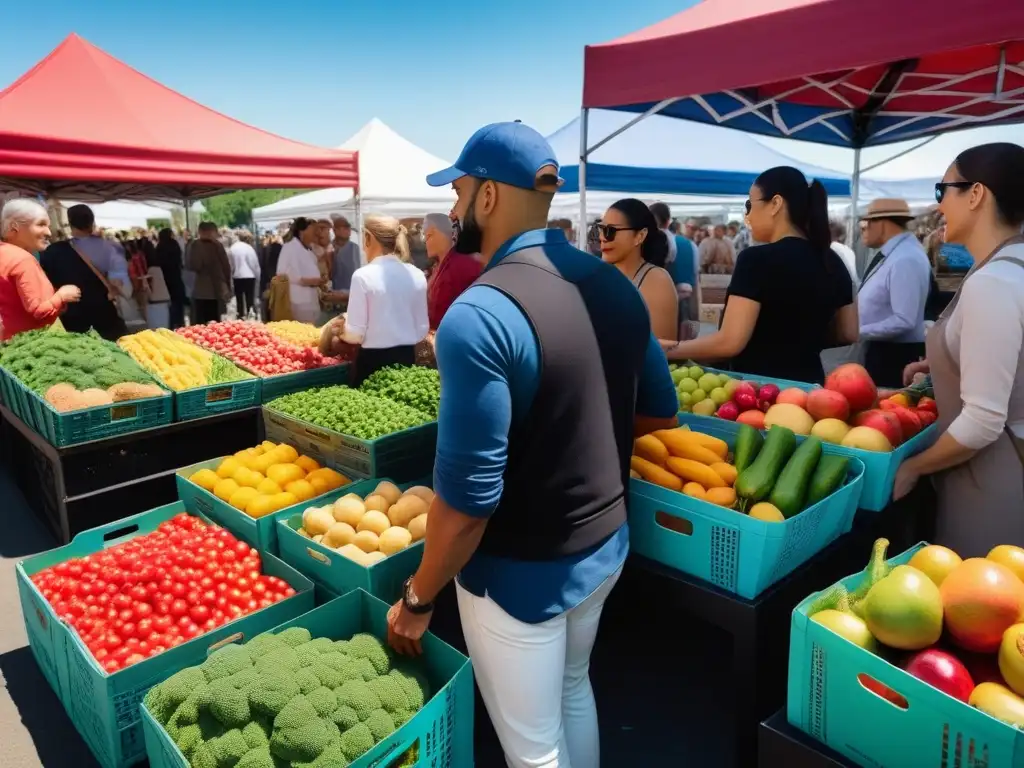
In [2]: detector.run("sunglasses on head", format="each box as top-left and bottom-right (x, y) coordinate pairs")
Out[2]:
(598, 224), (637, 240)
(935, 181), (975, 203)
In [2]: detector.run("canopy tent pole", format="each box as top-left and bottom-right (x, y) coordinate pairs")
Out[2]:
(184, 196), (192, 231)
(354, 192), (364, 265)
(848, 149), (862, 274)
(577, 108), (588, 249)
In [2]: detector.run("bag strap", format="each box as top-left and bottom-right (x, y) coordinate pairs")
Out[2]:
(69, 241), (114, 294)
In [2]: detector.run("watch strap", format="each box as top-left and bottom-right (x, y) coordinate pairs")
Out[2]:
(402, 578), (434, 614)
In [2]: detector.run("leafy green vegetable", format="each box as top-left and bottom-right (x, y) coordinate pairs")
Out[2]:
(359, 365), (440, 418)
(0, 329), (157, 393)
(209, 354), (253, 385)
(267, 386), (431, 440)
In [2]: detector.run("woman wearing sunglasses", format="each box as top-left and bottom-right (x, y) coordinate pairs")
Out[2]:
(893, 142), (1024, 555)
(662, 166), (858, 384)
(598, 199), (679, 340)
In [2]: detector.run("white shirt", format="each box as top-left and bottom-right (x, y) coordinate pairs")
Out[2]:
(342, 254), (429, 349)
(858, 232), (932, 343)
(276, 238), (320, 317)
(661, 228), (677, 263)
(944, 244), (1024, 450)
(229, 241), (261, 281)
(830, 241), (859, 288)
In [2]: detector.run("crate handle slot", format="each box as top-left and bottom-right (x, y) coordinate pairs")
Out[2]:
(208, 632), (245, 655)
(102, 523), (140, 544)
(654, 510), (694, 536)
(379, 736), (420, 768)
(856, 672), (909, 710)
(205, 386), (234, 404)
(306, 547), (332, 565)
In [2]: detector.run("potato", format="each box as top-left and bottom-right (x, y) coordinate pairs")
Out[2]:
(378, 526), (413, 555)
(363, 494), (390, 515)
(332, 497), (365, 527)
(298, 527), (311, 538)
(323, 522), (356, 549)
(302, 506), (335, 536)
(312, 534), (324, 544)
(352, 530), (379, 553)
(363, 551), (386, 565)
(357, 509), (390, 536)
(337, 543), (369, 564)
(407, 513), (427, 542)
(403, 486), (434, 505)
(388, 495), (427, 528)
(373, 481), (402, 507)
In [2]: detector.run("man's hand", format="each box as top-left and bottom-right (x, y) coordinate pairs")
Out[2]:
(387, 600), (431, 656)
(677, 283), (693, 300)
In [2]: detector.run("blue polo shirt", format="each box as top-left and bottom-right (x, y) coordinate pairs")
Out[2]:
(432, 228), (678, 623)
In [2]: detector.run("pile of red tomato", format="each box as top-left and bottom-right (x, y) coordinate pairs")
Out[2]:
(177, 321), (344, 377)
(30, 513), (295, 674)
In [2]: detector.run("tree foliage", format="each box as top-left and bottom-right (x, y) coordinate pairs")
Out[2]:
(199, 189), (301, 228)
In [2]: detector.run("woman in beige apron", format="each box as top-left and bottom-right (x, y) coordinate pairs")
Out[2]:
(893, 142), (1024, 557)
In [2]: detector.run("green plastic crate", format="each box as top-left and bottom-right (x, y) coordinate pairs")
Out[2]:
(175, 456), (359, 554)
(276, 478), (427, 603)
(629, 416), (864, 598)
(0, 365), (172, 447)
(15, 501), (315, 768)
(262, 407), (437, 482)
(172, 377), (261, 421)
(789, 543), (1024, 767)
(258, 362), (351, 402)
(140, 590), (474, 768)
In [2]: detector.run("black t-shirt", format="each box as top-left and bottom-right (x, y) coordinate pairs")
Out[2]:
(721, 237), (853, 384)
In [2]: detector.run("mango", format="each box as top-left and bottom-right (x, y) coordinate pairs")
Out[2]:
(970, 682), (1024, 728)
(267, 463), (304, 487)
(294, 455), (320, 474)
(284, 479), (317, 503)
(999, 624), (1024, 697)
(862, 565), (943, 650)
(190, 468), (219, 492)
(213, 478), (240, 502)
(216, 457), (241, 479)
(228, 487), (259, 511)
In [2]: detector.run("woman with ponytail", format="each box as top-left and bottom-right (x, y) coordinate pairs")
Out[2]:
(664, 166), (858, 384)
(322, 214), (429, 385)
(599, 199), (679, 340)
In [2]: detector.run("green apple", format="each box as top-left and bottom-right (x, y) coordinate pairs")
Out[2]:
(687, 365), (704, 380)
(717, 374), (732, 388)
(697, 373), (720, 393)
(678, 391), (692, 406)
(677, 378), (698, 394)
(668, 363), (678, 372)
(724, 379), (740, 398)
(709, 387), (729, 406)
(690, 388), (706, 403)
(679, 403), (692, 413)
(691, 398), (716, 416)
(671, 368), (688, 384)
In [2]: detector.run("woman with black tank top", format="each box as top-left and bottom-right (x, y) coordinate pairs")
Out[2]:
(663, 167), (860, 384)
(598, 199), (679, 340)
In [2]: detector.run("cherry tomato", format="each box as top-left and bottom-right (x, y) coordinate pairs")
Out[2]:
(189, 605), (211, 623)
(170, 600), (189, 618)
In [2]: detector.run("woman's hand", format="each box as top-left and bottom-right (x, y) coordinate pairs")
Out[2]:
(57, 285), (81, 303)
(903, 359), (930, 387)
(319, 316), (349, 356)
(892, 460), (921, 501)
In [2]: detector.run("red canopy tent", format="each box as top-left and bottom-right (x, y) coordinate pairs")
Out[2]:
(0, 34), (359, 202)
(576, 0), (1024, 244)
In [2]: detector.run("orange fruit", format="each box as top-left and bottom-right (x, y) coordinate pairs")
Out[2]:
(909, 545), (963, 587)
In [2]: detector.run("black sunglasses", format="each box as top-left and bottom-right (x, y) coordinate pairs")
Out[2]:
(598, 224), (637, 240)
(934, 181), (975, 203)
(744, 197), (768, 215)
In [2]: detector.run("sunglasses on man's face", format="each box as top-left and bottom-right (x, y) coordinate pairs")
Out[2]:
(934, 181), (975, 203)
(598, 224), (637, 240)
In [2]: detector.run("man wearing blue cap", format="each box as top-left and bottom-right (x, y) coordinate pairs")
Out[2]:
(386, 121), (678, 766)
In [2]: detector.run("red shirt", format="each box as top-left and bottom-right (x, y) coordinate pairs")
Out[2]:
(428, 249), (482, 330)
(0, 242), (65, 340)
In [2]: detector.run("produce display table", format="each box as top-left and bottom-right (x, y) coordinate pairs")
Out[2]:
(0, 404), (261, 544)
(759, 709), (856, 767)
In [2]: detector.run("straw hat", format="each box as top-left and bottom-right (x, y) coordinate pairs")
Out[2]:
(860, 198), (914, 221)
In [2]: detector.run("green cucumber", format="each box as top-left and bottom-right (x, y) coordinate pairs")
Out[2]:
(805, 455), (849, 507)
(769, 436), (823, 518)
(735, 425), (796, 505)
(733, 423), (763, 473)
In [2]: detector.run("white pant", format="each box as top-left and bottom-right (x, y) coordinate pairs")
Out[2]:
(456, 566), (623, 768)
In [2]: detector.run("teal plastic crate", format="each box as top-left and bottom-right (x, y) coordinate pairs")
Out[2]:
(15, 501), (315, 768)
(788, 543), (1024, 767)
(263, 407), (437, 482)
(702, 365), (820, 393)
(140, 589), (474, 768)
(276, 478), (427, 603)
(175, 455), (358, 555)
(173, 377), (260, 421)
(629, 417), (864, 598)
(0, 365), (172, 447)
(258, 362), (350, 402)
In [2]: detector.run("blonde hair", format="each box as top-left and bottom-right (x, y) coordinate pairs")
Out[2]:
(363, 215), (410, 262)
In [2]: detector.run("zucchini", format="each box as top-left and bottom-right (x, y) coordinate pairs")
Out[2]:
(805, 455), (849, 507)
(769, 436), (823, 518)
(733, 423), (763, 474)
(735, 425), (796, 505)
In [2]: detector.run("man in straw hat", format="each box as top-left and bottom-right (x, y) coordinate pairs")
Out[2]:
(857, 197), (933, 387)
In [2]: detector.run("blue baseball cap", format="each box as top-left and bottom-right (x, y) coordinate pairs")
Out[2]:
(426, 121), (561, 190)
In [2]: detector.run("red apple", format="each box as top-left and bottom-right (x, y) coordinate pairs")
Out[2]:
(917, 409), (937, 428)
(806, 389), (850, 422)
(825, 363), (878, 412)
(904, 649), (975, 703)
(734, 391), (758, 412)
(890, 406), (923, 441)
(776, 388), (808, 409)
(736, 409), (766, 429)
(878, 399), (900, 412)
(758, 384), (780, 405)
(716, 401), (739, 421)
(853, 409), (904, 447)
(757, 399), (772, 413)
(733, 382), (757, 402)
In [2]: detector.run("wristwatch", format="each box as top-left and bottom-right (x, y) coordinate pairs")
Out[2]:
(402, 577), (434, 615)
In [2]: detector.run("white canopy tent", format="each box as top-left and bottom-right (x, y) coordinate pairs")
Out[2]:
(55, 199), (206, 230)
(252, 119), (455, 226)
